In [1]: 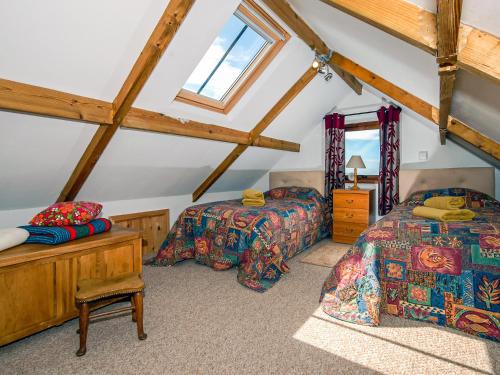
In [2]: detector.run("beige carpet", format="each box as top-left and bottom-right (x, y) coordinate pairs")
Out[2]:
(301, 240), (350, 267)
(1, 240), (498, 375)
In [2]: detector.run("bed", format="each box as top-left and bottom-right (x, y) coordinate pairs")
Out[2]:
(320, 167), (500, 342)
(149, 171), (329, 292)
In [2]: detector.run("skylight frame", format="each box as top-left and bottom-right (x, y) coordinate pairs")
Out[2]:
(175, 0), (290, 114)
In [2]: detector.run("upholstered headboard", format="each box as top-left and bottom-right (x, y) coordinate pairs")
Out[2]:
(399, 167), (495, 201)
(269, 170), (325, 196)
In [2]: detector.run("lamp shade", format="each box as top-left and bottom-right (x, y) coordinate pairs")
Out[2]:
(346, 155), (366, 168)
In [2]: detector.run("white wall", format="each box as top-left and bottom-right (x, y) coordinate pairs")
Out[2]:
(260, 88), (499, 206)
(0, 191), (243, 229)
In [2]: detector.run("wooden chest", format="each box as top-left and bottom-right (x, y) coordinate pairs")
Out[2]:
(333, 189), (376, 244)
(0, 228), (142, 346)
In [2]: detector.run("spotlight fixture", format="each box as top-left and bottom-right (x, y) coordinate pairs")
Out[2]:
(312, 50), (334, 81)
(318, 64), (328, 75)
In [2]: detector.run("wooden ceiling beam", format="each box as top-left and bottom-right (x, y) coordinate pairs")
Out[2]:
(330, 53), (500, 160)
(57, 0), (196, 202)
(192, 67), (317, 202)
(0, 78), (113, 124)
(319, 0), (500, 84)
(123, 108), (300, 152)
(0, 77), (299, 151)
(262, 0), (362, 95)
(436, 0), (462, 144)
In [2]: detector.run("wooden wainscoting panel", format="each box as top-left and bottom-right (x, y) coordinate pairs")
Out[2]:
(110, 209), (170, 256)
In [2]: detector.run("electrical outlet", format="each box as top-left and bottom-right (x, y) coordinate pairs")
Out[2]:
(418, 151), (428, 161)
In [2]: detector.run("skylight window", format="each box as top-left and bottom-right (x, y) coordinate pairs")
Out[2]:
(176, 0), (289, 114)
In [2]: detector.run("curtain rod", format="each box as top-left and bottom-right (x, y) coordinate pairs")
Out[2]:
(343, 109), (379, 117)
(324, 105), (402, 119)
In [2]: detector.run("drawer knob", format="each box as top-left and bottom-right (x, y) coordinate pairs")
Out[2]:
(346, 213), (354, 218)
(346, 199), (354, 204)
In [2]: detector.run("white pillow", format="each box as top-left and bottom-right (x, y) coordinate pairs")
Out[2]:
(0, 228), (30, 252)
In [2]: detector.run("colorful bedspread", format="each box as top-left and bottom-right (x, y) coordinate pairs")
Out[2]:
(19, 218), (112, 245)
(150, 187), (329, 292)
(320, 188), (500, 342)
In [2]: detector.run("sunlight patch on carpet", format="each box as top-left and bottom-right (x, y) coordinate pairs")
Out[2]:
(293, 307), (495, 375)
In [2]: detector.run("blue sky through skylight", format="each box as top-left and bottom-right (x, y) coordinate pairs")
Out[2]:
(183, 14), (268, 101)
(345, 130), (380, 176)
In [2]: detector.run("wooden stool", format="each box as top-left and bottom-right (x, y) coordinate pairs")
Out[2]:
(75, 272), (147, 356)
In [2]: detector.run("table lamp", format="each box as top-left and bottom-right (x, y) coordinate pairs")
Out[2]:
(346, 155), (366, 190)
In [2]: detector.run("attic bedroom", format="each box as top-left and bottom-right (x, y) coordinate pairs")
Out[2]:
(0, 0), (499, 373)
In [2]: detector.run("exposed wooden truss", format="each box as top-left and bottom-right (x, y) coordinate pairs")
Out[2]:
(0, 78), (299, 151)
(262, 0), (362, 95)
(192, 67), (318, 201)
(268, 0), (498, 159)
(436, 0), (462, 144)
(319, 0), (500, 84)
(123, 108), (299, 152)
(1, 0), (498, 207)
(57, 0), (196, 202)
(0, 79), (113, 124)
(330, 53), (500, 160)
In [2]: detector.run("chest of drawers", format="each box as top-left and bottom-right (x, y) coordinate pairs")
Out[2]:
(333, 189), (376, 244)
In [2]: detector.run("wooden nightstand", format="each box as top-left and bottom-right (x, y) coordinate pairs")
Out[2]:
(333, 189), (376, 244)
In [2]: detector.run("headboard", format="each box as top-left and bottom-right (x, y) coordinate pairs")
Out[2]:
(269, 170), (325, 196)
(399, 167), (495, 201)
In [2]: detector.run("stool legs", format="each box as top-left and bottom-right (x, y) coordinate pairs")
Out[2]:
(132, 292), (147, 340)
(76, 303), (90, 356)
(131, 295), (137, 322)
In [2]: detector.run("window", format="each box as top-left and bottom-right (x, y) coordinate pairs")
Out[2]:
(176, 0), (289, 114)
(345, 123), (380, 182)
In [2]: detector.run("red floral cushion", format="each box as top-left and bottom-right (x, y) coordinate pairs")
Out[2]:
(30, 201), (103, 226)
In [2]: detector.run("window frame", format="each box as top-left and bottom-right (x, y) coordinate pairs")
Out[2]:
(345, 121), (380, 184)
(175, 0), (290, 114)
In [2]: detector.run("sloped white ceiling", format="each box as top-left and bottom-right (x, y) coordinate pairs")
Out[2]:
(408, 0), (500, 36)
(0, 0), (497, 211)
(0, 0), (350, 210)
(288, 0), (500, 142)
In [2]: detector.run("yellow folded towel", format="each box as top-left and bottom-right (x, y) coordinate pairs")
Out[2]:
(242, 198), (265, 207)
(424, 196), (465, 210)
(412, 206), (475, 222)
(243, 189), (264, 200)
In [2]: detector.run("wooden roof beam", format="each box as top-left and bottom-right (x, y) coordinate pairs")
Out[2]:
(0, 78), (113, 124)
(330, 53), (500, 160)
(436, 0), (462, 144)
(320, 0), (500, 85)
(0, 77), (299, 150)
(123, 108), (300, 152)
(57, 0), (196, 202)
(262, 0), (362, 95)
(192, 67), (317, 202)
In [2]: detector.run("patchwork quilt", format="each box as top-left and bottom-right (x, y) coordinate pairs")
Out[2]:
(320, 188), (500, 342)
(149, 187), (329, 292)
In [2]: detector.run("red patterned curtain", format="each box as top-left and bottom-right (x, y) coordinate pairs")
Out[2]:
(325, 113), (345, 215)
(377, 105), (401, 215)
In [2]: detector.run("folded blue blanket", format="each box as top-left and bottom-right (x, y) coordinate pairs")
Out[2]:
(19, 218), (112, 245)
